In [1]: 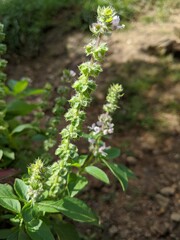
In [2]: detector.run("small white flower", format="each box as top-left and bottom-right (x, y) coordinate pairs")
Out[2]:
(97, 121), (102, 126)
(108, 128), (114, 134)
(94, 126), (100, 133)
(103, 129), (108, 135)
(70, 70), (76, 77)
(88, 123), (96, 130)
(112, 15), (120, 27)
(112, 16), (125, 30)
(88, 138), (95, 144)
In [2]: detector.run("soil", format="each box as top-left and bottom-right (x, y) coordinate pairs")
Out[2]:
(6, 9), (180, 240)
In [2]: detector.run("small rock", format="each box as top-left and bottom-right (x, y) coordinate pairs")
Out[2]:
(160, 186), (176, 196)
(109, 225), (119, 236)
(139, 132), (157, 151)
(171, 213), (180, 222)
(153, 149), (161, 155)
(174, 153), (180, 160)
(151, 221), (170, 236)
(126, 156), (137, 165)
(156, 194), (169, 209)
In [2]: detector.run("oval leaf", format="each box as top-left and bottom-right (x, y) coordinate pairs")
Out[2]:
(103, 161), (134, 191)
(2, 149), (15, 160)
(18, 228), (31, 240)
(105, 147), (121, 159)
(0, 184), (21, 213)
(11, 124), (37, 135)
(26, 220), (55, 240)
(85, 166), (109, 184)
(72, 155), (87, 168)
(7, 228), (19, 240)
(13, 80), (28, 94)
(36, 201), (59, 213)
(6, 100), (37, 117)
(0, 150), (3, 160)
(0, 229), (12, 239)
(37, 197), (99, 225)
(14, 179), (29, 201)
(54, 222), (80, 240)
(68, 173), (88, 197)
(57, 197), (99, 224)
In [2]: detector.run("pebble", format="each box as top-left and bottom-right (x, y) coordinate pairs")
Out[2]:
(126, 156), (137, 165)
(109, 225), (119, 236)
(156, 194), (169, 209)
(174, 153), (180, 160)
(151, 221), (169, 236)
(160, 186), (176, 196)
(170, 213), (180, 222)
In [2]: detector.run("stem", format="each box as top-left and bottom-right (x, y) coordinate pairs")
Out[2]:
(79, 134), (102, 174)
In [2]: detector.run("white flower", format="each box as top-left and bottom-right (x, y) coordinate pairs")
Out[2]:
(112, 15), (120, 27)
(70, 70), (76, 77)
(112, 16), (125, 30)
(99, 142), (110, 157)
(88, 138), (95, 144)
(94, 126), (100, 133)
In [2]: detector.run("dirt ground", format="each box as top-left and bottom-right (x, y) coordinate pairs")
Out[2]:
(6, 9), (180, 240)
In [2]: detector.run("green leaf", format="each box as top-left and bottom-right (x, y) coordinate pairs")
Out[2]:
(55, 222), (80, 240)
(24, 88), (45, 96)
(72, 155), (87, 167)
(26, 219), (55, 240)
(11, 124), (37, 135)
(2, 149), (15, 160)
(0, 229), (12, 239)
(6, 99), (37, 117)
(36, 201), (60, 213)
(85, 166), (109, 184)
(0, 149), (3, 160)
(6, 228), (19, 240)
(7, 80), (18, 91)
(118, 164), (135, 179)
(68, 173), (88, 197)
(0, 184), (21, 213)
(59, 197), (99, 224)
(105, 147), (121, 159)
(22, 204), (38, 223)
(103, 161), (134, 191)
(13, 80), (29, 94)
(14, 179), (29, 201)
(0, 228), (24, 240)
(18, 228), (31, 240)
(36, 197), (99, 224)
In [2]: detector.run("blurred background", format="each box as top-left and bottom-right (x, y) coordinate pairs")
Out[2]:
(0, 0), (180, 239)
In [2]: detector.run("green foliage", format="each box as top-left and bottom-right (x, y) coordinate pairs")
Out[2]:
(54, 221), (80, 240)
(85, 166), (110, 184)
(0, 77), (46, 168)
(0, 0), (78, 55)
(0, 184), (21, 213)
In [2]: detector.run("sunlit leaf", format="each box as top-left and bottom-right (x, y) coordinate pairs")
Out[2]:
(0, 184), (21, 213)
(11, 124), (37, 135)
(13, 80), (29, 94)
(14, 179), (29, 201)
(85, 166), (109, 184)
(26, 219), (55, 240)
(103, 161), (134, 191)
(68, 173), (88, 197)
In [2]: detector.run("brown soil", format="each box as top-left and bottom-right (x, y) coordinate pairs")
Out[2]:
(6, 10), (180, 240)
